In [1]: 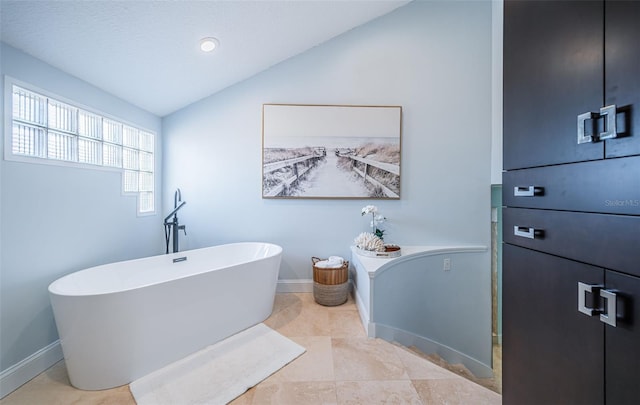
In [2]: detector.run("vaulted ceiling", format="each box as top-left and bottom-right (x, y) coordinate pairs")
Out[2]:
(1, 0), (411, 116)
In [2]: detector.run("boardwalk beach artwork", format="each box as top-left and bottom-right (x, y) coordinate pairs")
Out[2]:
(262, 104), (401, 199)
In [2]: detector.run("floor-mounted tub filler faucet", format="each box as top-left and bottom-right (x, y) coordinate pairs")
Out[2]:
(164, 188), (187, 254)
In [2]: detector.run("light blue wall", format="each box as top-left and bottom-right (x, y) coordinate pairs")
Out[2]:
(163, 1), (493, 280)
(372, 249), (493, 376)
(0, 43), (163, 372)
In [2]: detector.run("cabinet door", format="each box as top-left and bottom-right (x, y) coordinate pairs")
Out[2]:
(605, 0), (640, 158)
(605, 270), (640, 404)
(502, 244), (604, 404)
(503, 0), (603, 170)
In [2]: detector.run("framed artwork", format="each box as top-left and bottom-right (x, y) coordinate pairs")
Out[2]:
(262, 104), (402, 199)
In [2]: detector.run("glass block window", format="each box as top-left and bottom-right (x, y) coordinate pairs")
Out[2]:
(103, 119), (122, 144)
(48, 100), (76, 133)
(12, 86), (46, 125)
(122, 125), (139, 149)
(8, 82), (155, 214)
(47, 131), (76, 161)
(122, 148), (139, 170)
(103, 142), (122, 168)
(79, 137), (102, 165)
(123, 170), (139, 192)
(139, 131), (154, 152)
(78, 110), (102, 139)
(12, 123), (45, 157)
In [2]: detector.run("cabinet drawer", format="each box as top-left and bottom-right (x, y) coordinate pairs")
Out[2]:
(503, 208), (640, 276)
(503, 156), (640, 215)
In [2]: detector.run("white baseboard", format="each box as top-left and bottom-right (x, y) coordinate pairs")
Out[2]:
(0, 340), (63, 399)
(276, 279), (314, 293)
(375, 324), (494, 379)
(353, 288), (375, 338)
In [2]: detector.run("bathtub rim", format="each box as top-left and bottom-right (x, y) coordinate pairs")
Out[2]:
(48, 241), (283, 297)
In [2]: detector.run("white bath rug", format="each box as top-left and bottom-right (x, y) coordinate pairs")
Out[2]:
(129, 323), (305, 405)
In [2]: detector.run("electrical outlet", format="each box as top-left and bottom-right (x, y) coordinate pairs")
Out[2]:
(443, 258), (451, 271)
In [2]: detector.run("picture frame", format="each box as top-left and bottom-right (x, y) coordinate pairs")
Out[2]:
(262, 104), (402, 199)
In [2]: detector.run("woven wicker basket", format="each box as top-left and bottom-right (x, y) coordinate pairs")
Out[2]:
(312, 257), (349, 306)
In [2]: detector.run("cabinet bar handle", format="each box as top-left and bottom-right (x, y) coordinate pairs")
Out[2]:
(577, 104), (618, 144)
(513, 186), (544, 197)
(600, 289), (617, 327)
(598, 105), (618, 141)
(578, 282), (602, 317)
(578, 111), (598, 144)
(513, 226), (542, 239)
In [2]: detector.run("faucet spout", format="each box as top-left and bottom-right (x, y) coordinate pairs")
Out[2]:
(174, 188), (182, 209)
(163, 201), (186, 224)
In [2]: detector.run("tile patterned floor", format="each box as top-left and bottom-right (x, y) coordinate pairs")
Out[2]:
(1, 292), (501, 405)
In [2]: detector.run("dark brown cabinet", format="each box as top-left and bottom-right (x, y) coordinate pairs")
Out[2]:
(503, 0), (603, 170)
(503, 245), (604, 405)
(503, 207), (640, 276)
(504, 0), (640, 170)
(503, 1), (640, 404)
(605, 271), (640, 404)
(502, 157), (640, 215)
(504, 245), (640, 405)
(605, 0), (640, 159)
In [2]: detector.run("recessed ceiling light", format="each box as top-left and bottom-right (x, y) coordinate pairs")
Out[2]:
(200, 37), (219, 52)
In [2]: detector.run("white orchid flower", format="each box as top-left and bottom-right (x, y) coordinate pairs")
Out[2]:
(360, 206), (388, 240)
(361, 205), (378, 215)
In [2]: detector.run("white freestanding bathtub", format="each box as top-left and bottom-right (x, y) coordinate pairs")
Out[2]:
(48, 242), (283, 390)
